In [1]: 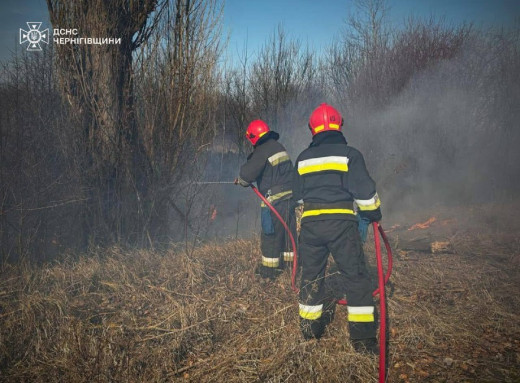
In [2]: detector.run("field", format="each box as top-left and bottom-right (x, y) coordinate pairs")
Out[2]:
(1, 202), (519, 382)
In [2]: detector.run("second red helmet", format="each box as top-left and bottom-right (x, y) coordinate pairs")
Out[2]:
(308, 103), (343, 136)
(245, 120), (270, 145)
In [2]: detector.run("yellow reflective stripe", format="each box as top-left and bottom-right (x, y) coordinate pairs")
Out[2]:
(258, 131), (267, 138)
(298, 162), (348, 174)
(268, 151), (290, 166)
(267, 190), (292, 202)
(302, 209), (355, 218)
(300, 310), (322, 320)
(298, 156), (349, 175)
(348, 313), (375, 322)
(299, 303), (323, 320)
(347, 306), (375, 322)
(260, 190), (292, 207)
(282, 252), (294, 261)
(312, 124), (340, 132)
(356, 200), (381, 211)
(262, 256), (279, 268)
(355, 193), (381, 211)
(313, 124), (325, 133)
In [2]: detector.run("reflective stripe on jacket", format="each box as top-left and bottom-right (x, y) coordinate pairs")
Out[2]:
(293, 131), (380, 222)
(239, 131), (294, 198)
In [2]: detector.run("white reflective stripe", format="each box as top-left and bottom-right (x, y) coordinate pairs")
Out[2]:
(298, 156), (349, 169)
(299, 303), (323, 320)
(262, 256), (279, 267)
(299, 303), (323, 313)
(299, 303), (323, 316)
(268, 151), (290, 165)
(355, 193), (381, 211)
(282, 251), (294, 261)
(298, 156), (349, 175)
(347, 306), (374, 314)
(355, 193), (380, 206)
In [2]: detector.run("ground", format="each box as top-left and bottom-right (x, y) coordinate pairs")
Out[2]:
(0, 202), (519, 382)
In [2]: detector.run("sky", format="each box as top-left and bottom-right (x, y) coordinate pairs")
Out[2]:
(222, 0), (519, 64)
(0, 0), (518, 63)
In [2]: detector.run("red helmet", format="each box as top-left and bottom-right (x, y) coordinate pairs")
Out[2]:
(308, 103), (343, 136)
(245, 120), (270, 145)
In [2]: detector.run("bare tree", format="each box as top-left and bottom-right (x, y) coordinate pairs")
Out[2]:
(249, 26), (315, 132)
(329, 0), (390, 110)
(134, 0), (223, 244)
(0, 46), (76, 262)
(223, 44), (253, 156)
(46, 0), (163, 245)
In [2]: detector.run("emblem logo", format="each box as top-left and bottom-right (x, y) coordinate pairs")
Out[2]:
(19, 22), (49, 51)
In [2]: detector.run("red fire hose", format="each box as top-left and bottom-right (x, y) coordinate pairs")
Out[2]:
(250, 185), (298, 292)
(374, 222), (389, 383)
(251, 185), (392, 382)
(336, 223), (392, 383)
(337, 223), (393, 303)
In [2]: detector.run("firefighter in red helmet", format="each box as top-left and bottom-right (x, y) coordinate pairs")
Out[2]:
(293, 103), (382, 354)
(235, 120), (296, 280)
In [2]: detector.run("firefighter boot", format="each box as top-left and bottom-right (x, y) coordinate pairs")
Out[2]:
(256, 264), (283, 281)
(300, 318), (325, 340)
(320, 299), (336, 328)
(352, 337), (379, 355)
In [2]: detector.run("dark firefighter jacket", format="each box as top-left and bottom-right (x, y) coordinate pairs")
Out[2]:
(293, 131), (381, 222)
(239, 131), (294, 201)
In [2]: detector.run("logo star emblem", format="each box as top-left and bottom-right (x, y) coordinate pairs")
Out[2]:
(19, 22), (49, 51)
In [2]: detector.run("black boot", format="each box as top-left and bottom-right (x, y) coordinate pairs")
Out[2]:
(256, 264), (282, 281)
(352, 337), (379, 355)
(300, 318), (325, 340)
(320, 299), (336, 327)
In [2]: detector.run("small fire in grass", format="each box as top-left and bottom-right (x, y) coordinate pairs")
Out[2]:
(408, 217), (436, 231)
(209, 205), (217, 221)
(431, 241), (452, 253)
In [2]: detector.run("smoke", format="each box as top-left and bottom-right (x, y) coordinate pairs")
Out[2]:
(202, 26), (520, 239)
(345, 31), (520, 218)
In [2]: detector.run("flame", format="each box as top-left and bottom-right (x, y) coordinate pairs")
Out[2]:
(408, 217), (436, 231)
(210, 206), (217, 221)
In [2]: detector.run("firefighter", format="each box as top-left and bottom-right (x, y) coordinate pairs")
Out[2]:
(293, 103), (382, 354)
(235, 120), (296, 280)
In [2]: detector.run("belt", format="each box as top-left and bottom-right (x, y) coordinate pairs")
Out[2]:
(260, 184), (292, 206)
(302, 201), (355, 218)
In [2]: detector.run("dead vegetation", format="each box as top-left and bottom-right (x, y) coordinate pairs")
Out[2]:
(1, 203), (520, 382)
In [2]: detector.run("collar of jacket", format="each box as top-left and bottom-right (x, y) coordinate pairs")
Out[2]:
(309, 131), (347, 147)
(254, 131), (280, 147)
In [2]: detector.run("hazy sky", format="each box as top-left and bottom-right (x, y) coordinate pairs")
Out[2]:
(0, 0), (518, 63)
(223, 0), (518, 63)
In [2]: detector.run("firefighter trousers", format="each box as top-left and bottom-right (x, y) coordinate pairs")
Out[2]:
(298, 219), (377, 340)
(258, 198), (296, 279)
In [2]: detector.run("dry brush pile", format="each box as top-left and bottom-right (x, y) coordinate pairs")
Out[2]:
(1, 203), (520, 382)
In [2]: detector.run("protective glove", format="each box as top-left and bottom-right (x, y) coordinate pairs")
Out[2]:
(234, 177), (250, 187)
(358, 207), (382, 223)
(358, 214), (371, 243)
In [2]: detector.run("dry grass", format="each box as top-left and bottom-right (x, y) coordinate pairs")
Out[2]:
(1, 204), (519, 382)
